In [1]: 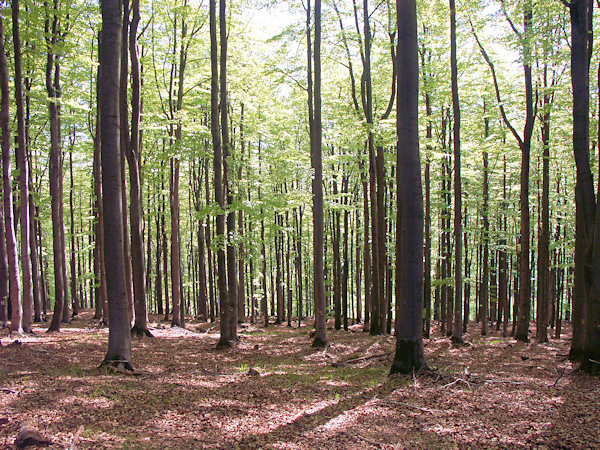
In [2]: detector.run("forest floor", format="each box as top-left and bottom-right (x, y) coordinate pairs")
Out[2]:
(0, 311), (599, 449)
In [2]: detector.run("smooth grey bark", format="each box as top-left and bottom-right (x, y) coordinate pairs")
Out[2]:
(12, 0), (34, 333)
(0, 14), (22, 335)
(390, 0), (427, 375)
(450, 0), (463, 343)
(210, 0), (230, 347)
(100, 0), (134, 370)
(309, 0), (327, 348)
(128, 0), (151, 337)
(220, 0), (238, 341)
(46, 0), (68, 332)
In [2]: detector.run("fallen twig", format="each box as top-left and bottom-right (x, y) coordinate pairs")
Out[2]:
(0, 388), (18, 394)
(366, 396), (444, 414)
(553, 369), (566, 387)
(442, 378), (471, 389)
(68, 425), (84, 450)
(329, 352), (392, 367)
(483, 379), (525, 385)
(341, 431), (381, 448)
(355, 434), (381, 448)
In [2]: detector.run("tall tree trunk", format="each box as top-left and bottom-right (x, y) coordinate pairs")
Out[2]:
(100, 0), (134, 370)
(342, 176), (350, 331)
(473, 1), (535, 343)
(25, 69), (42, 323)
(119, 1), (134, 326)
(361, 0), (381, 336)
(128, 0), (151, 337)
(210, 0), (230, 346)
(0, 16), (21, 334)
(481, 110), (490, 336)
(56, 59), (70, 324)
(93, 79), (108, 324)
(0, 196), (8, 328)
(46, 0), (67, 333)
(537, 86), (551, 343)
(361, 167), (371, 332)
(514, 1), (535, 343)
(307, 0), (326, 347)
(332, 177), (341, 330)
(69, 149), (78, 317)
(568, 0), (595, 366)
(204, 161), (215, 322)
(170, 158), (182, 327)
(450, 0), (462, 343)
(423, 74), (432, 338)
(12, 0), (33, 333)
(220, 0), (237, 341)
(391, 0), (427, 375)
(238, 105), (246, 324)
(500, 156), (509, 337)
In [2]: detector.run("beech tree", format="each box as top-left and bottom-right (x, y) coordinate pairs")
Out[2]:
(308, 0), (326, 348)
(12, 0), (34, 334)
(390, 0), (426, 375)
(566, 0), (600, 374)
(100, 0), (133, 370)
(0, 12), (21, 335)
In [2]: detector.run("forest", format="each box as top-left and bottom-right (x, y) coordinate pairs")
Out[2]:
(1, 0), (600, 447)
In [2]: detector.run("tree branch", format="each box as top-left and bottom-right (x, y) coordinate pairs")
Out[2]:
(500, 0), (522, 38)
(333, 0), (361, 115)
(471, 21), (523, 148)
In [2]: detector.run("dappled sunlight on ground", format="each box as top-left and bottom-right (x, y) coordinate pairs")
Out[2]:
(0, 310), (599, 448)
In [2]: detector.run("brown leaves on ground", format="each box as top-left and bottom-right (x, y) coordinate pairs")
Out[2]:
(0, 311), (598, 449)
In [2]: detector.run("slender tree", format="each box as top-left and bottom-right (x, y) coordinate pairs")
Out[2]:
(211, 0), (230, 347)
(12, 0), (34, 333)
(450, 0), (463, 343)
(221, 0), (238, 342)
(46, 0), (68, 332)
(472, 0), (536, 342)
(309, 0), (326, 348)
(128, 0), (151, 337)
(0, 14), (22, 335)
